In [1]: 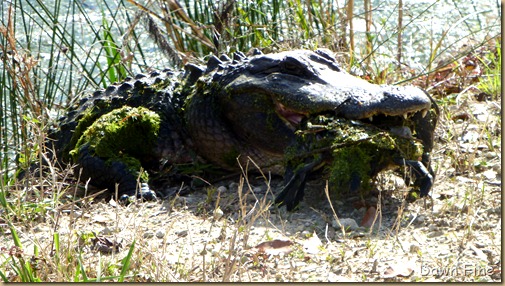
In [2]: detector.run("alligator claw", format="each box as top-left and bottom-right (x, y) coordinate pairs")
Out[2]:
(275, 157), (322, 211)
(394, 158), (433, 197)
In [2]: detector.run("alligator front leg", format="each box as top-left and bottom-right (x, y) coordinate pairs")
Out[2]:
(69, 106), (161, 201)
(275, 156), (322, 211)
(393, 157), (433, 197)
(77, 145), (157, 201)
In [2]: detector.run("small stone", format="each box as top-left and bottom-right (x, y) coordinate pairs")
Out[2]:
(301, 230), (311, 237)
(485, 151), (498, 159)
(409, 244), (421, 253)
(213, 207), (224, 220)
(487, 207), (500, 215)
(143, 231), (154, 239)
(482, 169), (497, 180)
(228, 182), (239, 191)
(416, 215), (426, 223)
(156, 230), (165, 239)
(176, 230), (188, 237)
(253, 186), (266, 194)
(476, 144), (489, 150)
(427, 230), (444, 238)
(332, 218), (359, 231)
(216, 186), (227, 193)
(437, 219), (450, 227)
(33, 225), (48, 233)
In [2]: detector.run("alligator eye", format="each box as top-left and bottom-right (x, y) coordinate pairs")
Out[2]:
(283, 61), (300, 73)
(281, 57), (315, 78)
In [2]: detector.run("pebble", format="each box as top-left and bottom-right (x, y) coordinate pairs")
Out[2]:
(427, 230), (444, 238)
(482, 169), (497, 180)
(156, 230), (165, 239)
(253, 186), (267, 194)
(228, 182), (239, 191)
(33, 225), (49, 233)
(435, 219), (450, 227)
(486, 207), (500, 215)
(409, 244), (420, 253)
(143, 231), (154, 239)
(213, 207), (224, 220)
(216, 186), (227, 193)
(485, 151), (498, 159)
(176, 230), (188, 237)
(332, 218), (359, 231)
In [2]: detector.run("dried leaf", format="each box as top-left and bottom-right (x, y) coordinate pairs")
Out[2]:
(383, 261), (415, 278)
(92, 236), (122, 254)
(254, 239), (293, 256)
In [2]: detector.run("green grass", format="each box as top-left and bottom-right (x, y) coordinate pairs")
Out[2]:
(477, 40), (501, 100)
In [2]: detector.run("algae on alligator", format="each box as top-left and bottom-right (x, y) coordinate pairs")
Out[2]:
(31, 49), (438, 210)
(276, 112), (437, 211)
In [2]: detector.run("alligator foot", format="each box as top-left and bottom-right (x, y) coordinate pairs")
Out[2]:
(275, 156), (322, 211)
(394, 157), (433, 197)
(77, 145), (158, 202)
(119, 183), (158, 203)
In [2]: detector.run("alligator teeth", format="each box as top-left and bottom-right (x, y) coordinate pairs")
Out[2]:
(421, 108), (428, 118)
(368, 116), (373, 122)
(403, 113), (408, 119)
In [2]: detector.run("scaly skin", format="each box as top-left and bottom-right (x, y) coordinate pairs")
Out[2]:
(47, 49), (438, 208)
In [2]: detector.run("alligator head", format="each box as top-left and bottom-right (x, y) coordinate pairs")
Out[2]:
(184, 49), (438, 210)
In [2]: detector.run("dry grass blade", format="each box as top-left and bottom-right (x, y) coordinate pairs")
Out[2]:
(143, 12), (182, 66)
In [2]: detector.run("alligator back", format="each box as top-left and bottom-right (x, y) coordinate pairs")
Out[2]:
(51, 70), (189, 165)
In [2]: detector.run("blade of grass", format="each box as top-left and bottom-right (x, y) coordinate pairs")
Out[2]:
(118, 239), (135, 282)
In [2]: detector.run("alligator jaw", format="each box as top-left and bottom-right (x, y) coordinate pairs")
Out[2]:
(275, 102), (307, 129)
(275, 96), (429, 140)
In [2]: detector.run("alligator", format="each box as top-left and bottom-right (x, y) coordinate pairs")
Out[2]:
(46, 48), (438, 210)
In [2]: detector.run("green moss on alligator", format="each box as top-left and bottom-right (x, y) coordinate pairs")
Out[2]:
(285, 115), (424, 200)
(69, 106), (160, 183)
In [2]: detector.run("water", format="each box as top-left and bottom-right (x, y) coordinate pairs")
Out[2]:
(3, 0), (500, 79)
(342, 0), (500, 72)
